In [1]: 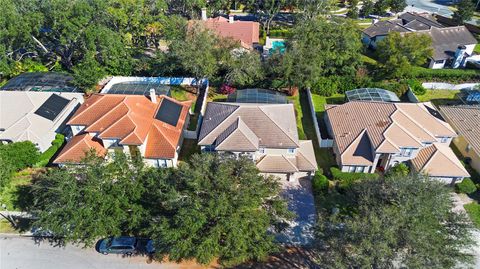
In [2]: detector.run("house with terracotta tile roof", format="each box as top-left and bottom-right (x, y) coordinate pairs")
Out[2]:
(192, 10), (260, 49)
(54, 92), (191, 167)
(439, 105), (480, 174)
(325, 101), (469, 183)
(198, 102), (317, 181)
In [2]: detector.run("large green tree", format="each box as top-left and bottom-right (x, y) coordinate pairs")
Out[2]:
(241, 0), (292, 34)
(168, 22), (237, 88)
(377, 31), (433, 77)
(225, 50), (265, 87)
(146, 154), (294, 266)
(281, 17), (362, 90)
(31, 153), (146, 246)
(315, 174), (476, 269)
(453, 0), (475, 24)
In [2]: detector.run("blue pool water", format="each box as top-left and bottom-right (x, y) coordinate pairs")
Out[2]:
(270, 40), (286, 54)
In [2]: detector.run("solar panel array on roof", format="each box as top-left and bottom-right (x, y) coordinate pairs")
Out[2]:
(107, 82), (171, 96)
(345, 88), (400, 102)
(34, 94), (70, 121)
(227, 88), (288, 104)
(155, 98), (182, 126)
(1, 72), (78, 92)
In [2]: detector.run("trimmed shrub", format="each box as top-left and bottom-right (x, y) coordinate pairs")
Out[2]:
(311, 77), (339, 96)
(35, 134), (65, 167)
(268, 29), (293, 38)
(407, 79), (426, 95)
(407, 66), (480, 83)
(312, 171), (329, 194)
(385, 163), (409, 178)
(0, 141), (40, 171)
(331, 167), (379, 189)
(456, 178), (477, 194)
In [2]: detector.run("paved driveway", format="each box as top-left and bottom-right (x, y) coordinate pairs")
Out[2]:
(0, 235), (208, 269)
(276, 177), (317, 246)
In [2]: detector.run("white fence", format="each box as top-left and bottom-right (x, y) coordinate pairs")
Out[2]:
(306, 89), (333, 148)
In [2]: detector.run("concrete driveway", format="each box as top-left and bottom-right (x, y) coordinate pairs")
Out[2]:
(276, 177), (317, 246)
(0, 235), (209, 269)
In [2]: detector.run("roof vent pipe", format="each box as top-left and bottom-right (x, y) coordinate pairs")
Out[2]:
(229, 14), (234, 23)
(149, 88), (157, 103)
(201, 8), (207, 21)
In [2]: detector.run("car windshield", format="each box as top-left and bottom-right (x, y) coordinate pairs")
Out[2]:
(105, 238), (113, 248)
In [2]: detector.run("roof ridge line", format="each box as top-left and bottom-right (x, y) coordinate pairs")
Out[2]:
(341, 129), (368, 162)
(85, 100), (127, 132)
(258, 105), (299, 147)
(197, 103), (240, 144)
(55, 134), (91, 162)
(392, 109), (437, 141)
(69, 94), (107, 123)
(297, 148), (317, 169)
(434, 143), (469, 173)
(282, 155), (299, 172)
(98, 113), (131, 139)
(236, 117), (259, 148)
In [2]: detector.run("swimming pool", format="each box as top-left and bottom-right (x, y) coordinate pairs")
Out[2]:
(270, 40), (286, 54)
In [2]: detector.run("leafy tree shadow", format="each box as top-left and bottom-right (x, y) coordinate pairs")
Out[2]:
(229, 247), (320, 269)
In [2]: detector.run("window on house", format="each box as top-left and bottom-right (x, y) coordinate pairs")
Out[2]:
(400, 147), (415, 157)
(348, 166), (355, 173)
(355, 166), (365, 173)
(435, 60), (445, 64)
(439, 137), (449, 143)
(466, 144), (472, 153)
(287, 148), (295, 154)
(203, 145), (214, 152)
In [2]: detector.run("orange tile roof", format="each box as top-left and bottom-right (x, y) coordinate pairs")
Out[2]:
(194, 17), (260, 48)
(59, 94), (190, 162)
(53, 133), (106, 164)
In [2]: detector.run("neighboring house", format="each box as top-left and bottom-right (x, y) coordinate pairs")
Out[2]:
(325, 101), (469, 183)
(198, 102), (317, 181)
(362, 12), (477, 69)
(0, 91), (84, 152)
(193, 9), (260, 49)
(439, 106), (480, 174)
(54, 92), (191, 167)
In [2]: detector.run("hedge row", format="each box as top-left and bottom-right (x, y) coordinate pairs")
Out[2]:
(330, 167), (379, 189)
(407, 67), (480, 83)
(35, 134), (65, 167)
(455, 178), (477, 194)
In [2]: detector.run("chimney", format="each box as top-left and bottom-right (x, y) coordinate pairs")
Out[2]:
(229, 14), (234, 23)
(149, 88), (157, 103)
(201, 8), (207, 21)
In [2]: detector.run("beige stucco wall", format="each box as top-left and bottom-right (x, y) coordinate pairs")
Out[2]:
(453, 136), (480, 174)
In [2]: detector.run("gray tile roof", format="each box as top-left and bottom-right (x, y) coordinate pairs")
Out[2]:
(424, 26), (478, 60)
(199, 102), (299, 148)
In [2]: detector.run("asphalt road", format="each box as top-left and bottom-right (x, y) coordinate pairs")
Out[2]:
(406, 0), (454, 16)
(0, 235), (206, 269)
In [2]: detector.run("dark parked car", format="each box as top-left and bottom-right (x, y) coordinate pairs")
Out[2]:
(98, 236), (138, 255)
(97, 236), (155, 256)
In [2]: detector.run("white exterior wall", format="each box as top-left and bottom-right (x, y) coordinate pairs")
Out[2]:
(465, 44), (475, 56)
(429, 59), (446, 69)
(70, 125), (85, 136)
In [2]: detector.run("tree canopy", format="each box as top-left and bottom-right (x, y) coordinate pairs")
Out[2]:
(453, 0), (475, 24)
(147, 154), (293, 265)
(377, 32), (433, 77)
(315, 174), (476, 269)
(30, 152), (293, 266)
(281, 16), (362, 90)
(31, 152), (146, 245)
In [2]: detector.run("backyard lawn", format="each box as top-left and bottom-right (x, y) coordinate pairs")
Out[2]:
(290, 92), (338, 175)
(416, 89), (461, 106)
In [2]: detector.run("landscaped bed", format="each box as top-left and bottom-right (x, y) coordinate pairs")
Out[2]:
(0, 168), (39, 211)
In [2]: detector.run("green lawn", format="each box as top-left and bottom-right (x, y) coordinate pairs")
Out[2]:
(0, 169), (36, 211)
(464, 202), (480, 229)
(475, 44), (480, 54)
(290, 92), (339, 175)
(416, 90), (461, 106)
(0, 220), (17, 233)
